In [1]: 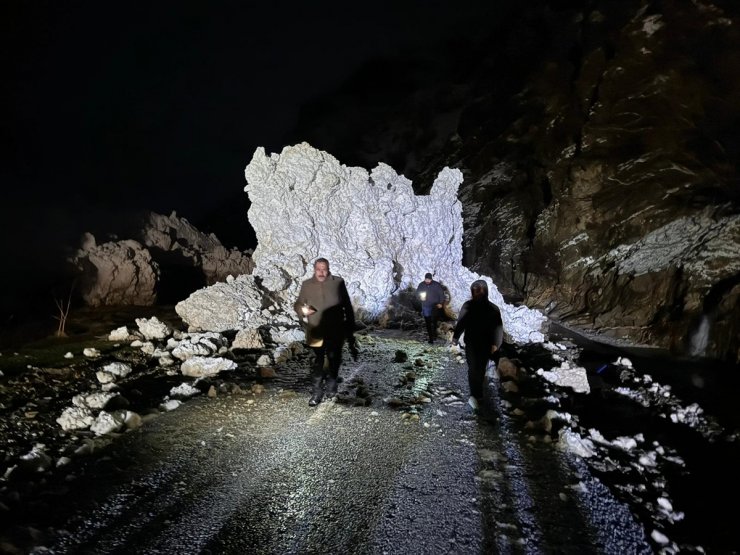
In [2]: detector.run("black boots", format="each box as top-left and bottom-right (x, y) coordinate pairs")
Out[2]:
(308, 375), (340, 406)
(324, 377), (338, 400)
(309, 375), (324, 407)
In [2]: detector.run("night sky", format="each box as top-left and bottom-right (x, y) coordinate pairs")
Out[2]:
(2, 2), (498, 237)
(1, 1), (501, 317)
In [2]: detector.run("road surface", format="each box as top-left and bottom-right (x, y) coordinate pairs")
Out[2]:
(35, 330), (651, 554)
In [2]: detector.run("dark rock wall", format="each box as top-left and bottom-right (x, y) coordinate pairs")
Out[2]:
(293, 0), (740, 361)
(476, 0), (740, 361)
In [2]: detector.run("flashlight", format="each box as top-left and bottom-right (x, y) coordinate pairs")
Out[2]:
(301, 302), (310, 320)
(420, 292), (427, 301)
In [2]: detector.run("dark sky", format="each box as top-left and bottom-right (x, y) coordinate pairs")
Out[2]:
(2, 2), (498, 244)
(1, 1), (503, 319)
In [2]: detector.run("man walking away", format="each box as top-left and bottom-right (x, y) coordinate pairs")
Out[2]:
(452, 279), (504, 412)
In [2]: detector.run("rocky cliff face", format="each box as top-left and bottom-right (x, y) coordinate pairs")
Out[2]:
(292, 0), (740, 361)
(70, 212), (254, 307)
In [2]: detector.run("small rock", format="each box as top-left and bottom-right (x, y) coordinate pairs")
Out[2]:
(123, 411), (143, 430)
(256, 354), (272, 367)
(501, 381), (519, 393)
(159, 399), (182, 412)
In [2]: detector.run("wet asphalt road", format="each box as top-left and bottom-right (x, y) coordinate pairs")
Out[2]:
(47, 331), (651, 554)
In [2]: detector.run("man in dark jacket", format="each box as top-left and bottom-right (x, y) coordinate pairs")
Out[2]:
(416, 272), (446, 344)
(294, 258), (357, 406)
(452, 279), (504, 411)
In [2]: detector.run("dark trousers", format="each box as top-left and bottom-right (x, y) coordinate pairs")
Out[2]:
(465, 347), (489, 399)
(310, 344), (342, 393)
(423, 307), (439, 341)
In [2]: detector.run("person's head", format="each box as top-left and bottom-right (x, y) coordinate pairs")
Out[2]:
(424, 272), (433, 284)
(314, 258), (330, 282)
(470, 279), (488, 300)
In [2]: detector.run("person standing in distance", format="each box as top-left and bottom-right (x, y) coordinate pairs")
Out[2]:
(416, 272), (445, 344)
(452, 279), (504, 412)
(294, 258), (357, 407)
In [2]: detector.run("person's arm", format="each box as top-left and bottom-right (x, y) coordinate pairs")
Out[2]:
(294, 283), (307, 316)
(491, 305), (504, 352)
(493, 325), (504, 350)
(294, 282), (317, 319)
(452, 303), (469, 344)
(492, 330), (503, 351)
(340, 280), (359, 360)
(416, 283), (427, 309)
(434, 283), (445, 307)
(339, 280), (356, 334)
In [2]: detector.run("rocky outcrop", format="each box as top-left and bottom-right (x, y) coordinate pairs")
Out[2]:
(292, 1), (739, 360)
(175, 143), (547, 343)
(70, 212), (255, 308)
(452, 2), (740, 361)
(242, 144), (472, 314)
(70, 233), (159, 306)
(140, 211), (254, 287)
(175, 274), (286, 333)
